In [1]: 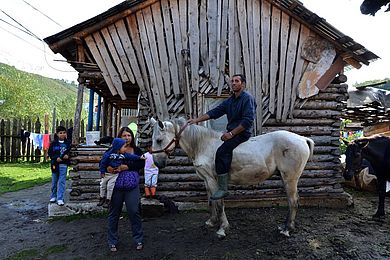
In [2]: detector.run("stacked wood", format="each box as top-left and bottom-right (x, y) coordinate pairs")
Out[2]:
(70, 83), (347, 205)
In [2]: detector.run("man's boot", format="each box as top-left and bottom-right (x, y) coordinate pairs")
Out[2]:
(210, 173), (229, 200)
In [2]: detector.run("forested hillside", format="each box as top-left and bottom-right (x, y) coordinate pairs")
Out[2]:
(0, 63), (79, 119)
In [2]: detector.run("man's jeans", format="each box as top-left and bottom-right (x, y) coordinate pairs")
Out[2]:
(215, 133), (250, 175)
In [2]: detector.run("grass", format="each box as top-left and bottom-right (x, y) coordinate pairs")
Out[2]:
(7, 245), (67, 260)
(0, 162), (52, 194)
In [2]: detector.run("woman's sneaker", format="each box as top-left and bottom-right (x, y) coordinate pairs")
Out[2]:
(57, 200), (64, 206)
(49, 198), (56, 203)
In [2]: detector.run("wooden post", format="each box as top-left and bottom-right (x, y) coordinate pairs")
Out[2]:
(0, 119), (5, 162)
(34, 117), (41, 162)
(73, 80), (85, 145)
(87, 89), (94, 131)
(96, 95), (101, 131)
(102, 98), (108, 136)
(52, 107), (56, 134)
(27, 118), (31, 162)
(107, 103), (113, 137)
(5, 120), (10, 162)
(112, 106), (117, 138)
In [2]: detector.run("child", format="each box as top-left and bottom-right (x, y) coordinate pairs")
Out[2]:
(48, 126), (71, 206)
(143, 146), (159, 199)
(98, 138), (143, 208)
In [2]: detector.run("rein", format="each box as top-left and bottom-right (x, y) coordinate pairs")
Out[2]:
(151, 122), (188, 155)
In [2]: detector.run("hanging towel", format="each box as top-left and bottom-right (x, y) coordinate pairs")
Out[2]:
(43, 134), (50, 150)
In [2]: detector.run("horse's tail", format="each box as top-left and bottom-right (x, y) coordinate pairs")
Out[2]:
(305, 138), (315, 160)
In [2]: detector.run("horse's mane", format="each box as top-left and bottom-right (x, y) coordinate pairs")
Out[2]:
(172, 117), (221, 156)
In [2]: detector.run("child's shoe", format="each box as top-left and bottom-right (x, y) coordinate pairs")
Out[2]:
(49, 198), (56, 203)
(57, 200), (64, 206)
(102, 199), (110, 208)
(97, 197), (106, 206)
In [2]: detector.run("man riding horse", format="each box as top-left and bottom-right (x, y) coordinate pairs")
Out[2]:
(188, 74), (257, 200)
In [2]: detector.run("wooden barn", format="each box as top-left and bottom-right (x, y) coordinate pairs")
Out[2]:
(44, 0), (378, 209)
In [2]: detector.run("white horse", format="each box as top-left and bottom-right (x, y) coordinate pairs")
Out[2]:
(151, 117), (314, 238)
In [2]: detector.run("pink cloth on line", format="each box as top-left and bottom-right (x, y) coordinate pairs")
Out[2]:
(43, 134), (50, 150)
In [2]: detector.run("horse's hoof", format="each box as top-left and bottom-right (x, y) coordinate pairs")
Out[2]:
(216, 229), (226, 239)
(278, 226), (290, 237)
(372, 214), (385, 220)
(279, 229), (290, 237)
(205, 219), (216, 228)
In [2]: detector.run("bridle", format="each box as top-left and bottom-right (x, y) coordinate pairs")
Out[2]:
(151, 122), (188, 156)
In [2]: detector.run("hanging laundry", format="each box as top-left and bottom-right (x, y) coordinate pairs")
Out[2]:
(29, 133), (43, 150)
(43, 134), (50, 150)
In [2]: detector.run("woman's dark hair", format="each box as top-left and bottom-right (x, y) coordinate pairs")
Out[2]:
(117, 127), (136, 148)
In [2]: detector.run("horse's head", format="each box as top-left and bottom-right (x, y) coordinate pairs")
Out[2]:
(150, 118), (177, 168)
(343, 139), (369, 180)
(360, 0), (390, 15)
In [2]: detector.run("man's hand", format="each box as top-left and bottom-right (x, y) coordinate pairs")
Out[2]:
(220, 132), (234, 142)
(56, 157), (62, 162)
(63, 155), (69, 160)
(187, 118), (198, 125)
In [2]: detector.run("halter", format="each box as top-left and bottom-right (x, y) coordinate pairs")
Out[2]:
(151, 122), (188, 156)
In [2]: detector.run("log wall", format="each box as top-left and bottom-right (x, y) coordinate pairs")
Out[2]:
(69, 84), (350, 206)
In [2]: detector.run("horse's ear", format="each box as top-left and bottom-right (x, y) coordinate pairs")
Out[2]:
(150, 117), (157, 126)
(356, 139), (369, 148)
(158, 120), (164, 130)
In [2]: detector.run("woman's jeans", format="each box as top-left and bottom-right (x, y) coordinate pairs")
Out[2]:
(50, 164), (67, 201)
(108, 187), (143, 246)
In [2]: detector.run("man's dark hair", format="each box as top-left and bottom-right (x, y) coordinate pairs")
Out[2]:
(232, 74), (246, 83)
(56, 125), (67, 133)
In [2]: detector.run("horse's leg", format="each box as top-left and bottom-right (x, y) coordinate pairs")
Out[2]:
(195, 168), (220, 228)
(215, 199), (229, 239)
(374, 177), (386, 218)
(204, 181), (218, 228)
(280, 171), (300, 237)
(204, 175), (229, 238)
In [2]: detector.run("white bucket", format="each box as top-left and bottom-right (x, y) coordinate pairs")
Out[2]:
(86, 131), (100, 146)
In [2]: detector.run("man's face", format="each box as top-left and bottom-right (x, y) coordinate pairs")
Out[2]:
(231, 76), (245, 93)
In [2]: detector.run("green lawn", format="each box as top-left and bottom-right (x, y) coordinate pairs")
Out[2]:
(0, 162), (52, 194)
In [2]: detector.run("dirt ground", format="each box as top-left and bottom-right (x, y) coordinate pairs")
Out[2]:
(1, 183), (390, 260)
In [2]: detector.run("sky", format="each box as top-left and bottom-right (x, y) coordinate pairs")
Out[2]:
(0, 0), (389, 85)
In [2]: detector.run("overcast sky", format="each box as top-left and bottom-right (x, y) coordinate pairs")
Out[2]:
(0, 0), (388, 85)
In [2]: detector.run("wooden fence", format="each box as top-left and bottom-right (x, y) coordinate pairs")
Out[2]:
(0, 117), (85, 163)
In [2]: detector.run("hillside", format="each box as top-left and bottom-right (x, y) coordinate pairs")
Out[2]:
(0, 63), (79, 120)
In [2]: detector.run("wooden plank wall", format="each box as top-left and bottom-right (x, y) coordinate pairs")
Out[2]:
(82, 0), (337, 135)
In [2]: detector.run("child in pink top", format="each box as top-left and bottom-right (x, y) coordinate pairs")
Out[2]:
(143, 146), (159, 198)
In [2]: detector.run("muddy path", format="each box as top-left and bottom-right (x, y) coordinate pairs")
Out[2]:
(1, 184), (390, 259)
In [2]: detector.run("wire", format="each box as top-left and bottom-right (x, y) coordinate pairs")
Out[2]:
(22, 0), (62, 27)
(0, 8), (75, 73)
(0, 18), (34, 37)
(0, 8), (40, 41)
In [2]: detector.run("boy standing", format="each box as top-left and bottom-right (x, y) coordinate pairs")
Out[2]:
(48, 126), (71, 206)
